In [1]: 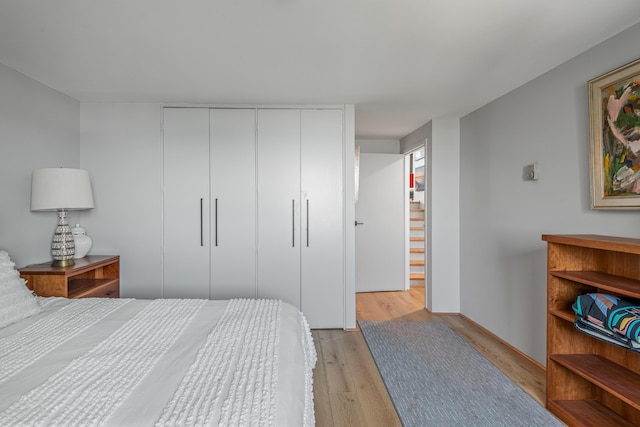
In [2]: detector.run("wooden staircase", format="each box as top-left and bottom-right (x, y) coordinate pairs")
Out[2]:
(409, 201), (425, 284)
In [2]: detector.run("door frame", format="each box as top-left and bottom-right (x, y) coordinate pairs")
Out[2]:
(404, 154), (411, 291)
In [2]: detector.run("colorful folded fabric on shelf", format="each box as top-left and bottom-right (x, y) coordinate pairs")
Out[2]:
(572, 293), (640, 350)
(574, 317), (635, 351)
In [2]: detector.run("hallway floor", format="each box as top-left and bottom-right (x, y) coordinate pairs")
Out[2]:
(312, 286), (546, 426)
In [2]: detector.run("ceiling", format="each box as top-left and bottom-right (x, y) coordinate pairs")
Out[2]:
(1, 1), (640, 140)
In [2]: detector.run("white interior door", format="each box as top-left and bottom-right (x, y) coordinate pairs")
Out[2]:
(355, 153), (405, 292)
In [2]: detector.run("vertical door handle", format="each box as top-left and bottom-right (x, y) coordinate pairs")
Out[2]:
(215, 198), (218, 247)
(306, 199), (310, 247)
(200, 198), (204, 247)
(292, 199), (295, 247)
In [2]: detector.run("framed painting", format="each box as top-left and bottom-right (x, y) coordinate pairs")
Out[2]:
(589, 58), (640, 209)
(415, 166), (425, 191)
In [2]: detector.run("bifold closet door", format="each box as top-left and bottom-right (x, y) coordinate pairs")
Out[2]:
(210, 109), (257, 299)
(300, 109), (344, 328)
(163, 107), (210, 298)
(257, 109), (301, 308)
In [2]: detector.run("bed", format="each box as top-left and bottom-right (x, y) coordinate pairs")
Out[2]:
(0, 251), (316, 426)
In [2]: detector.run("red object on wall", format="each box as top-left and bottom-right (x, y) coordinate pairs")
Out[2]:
(409, 173), (415, 188)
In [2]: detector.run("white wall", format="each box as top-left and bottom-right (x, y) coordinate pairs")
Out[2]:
(400, 119), (460, 312)
(428, 118), (460, 313)
(79, 103), (163, 298)
(356, 139), (400, 154)
(459, 22), (640, 365)
(400, 121), (431, 154)
(0, 63), (80, 267)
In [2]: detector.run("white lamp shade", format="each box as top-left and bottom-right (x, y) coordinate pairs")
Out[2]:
(31, 168), (95, 211)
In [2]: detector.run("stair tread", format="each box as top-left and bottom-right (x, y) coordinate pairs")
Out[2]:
(410, 248), (424, 253)
(410, 209), (425, 213)
(410, 201), (420, 204)
(410, 273), (424, 280)
(410, 237), (424, 242)
(410, 227), (425, 231)
(410, 217), (424, 221)
(410, 260), (424, 266)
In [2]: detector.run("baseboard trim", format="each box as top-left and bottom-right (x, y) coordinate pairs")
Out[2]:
(459, 314), (545, 372)
(423, 308), (458, 316)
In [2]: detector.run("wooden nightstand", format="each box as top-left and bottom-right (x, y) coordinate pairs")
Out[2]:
(19, 255), (120, 298)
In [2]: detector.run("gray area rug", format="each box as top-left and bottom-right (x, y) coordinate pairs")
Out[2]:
(359, 321), (563, 427)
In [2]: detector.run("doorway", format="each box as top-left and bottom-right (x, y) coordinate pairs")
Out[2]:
(354, 142), (427, 314)
(406, 146), (426, 292)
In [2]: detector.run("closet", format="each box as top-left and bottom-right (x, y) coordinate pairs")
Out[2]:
(163, 108), (256, 300)
(257, 109), (344, 327)
(162, 106), (344, 328)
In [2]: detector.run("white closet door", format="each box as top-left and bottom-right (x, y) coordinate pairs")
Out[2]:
(210, 109), (257, 299)
(257, 109), (301, 308)
(300, 109), (344, 328)
(163, 108), (210, 298)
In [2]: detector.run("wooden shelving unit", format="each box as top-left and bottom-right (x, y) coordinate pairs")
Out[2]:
(543, 234), (640, 426)
(19, 255), (119, 298)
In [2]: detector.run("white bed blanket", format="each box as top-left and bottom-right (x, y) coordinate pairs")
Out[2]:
(0, 298), (316, 427)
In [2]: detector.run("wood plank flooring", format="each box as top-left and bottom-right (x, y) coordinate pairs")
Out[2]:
(312, 286), (547, 426)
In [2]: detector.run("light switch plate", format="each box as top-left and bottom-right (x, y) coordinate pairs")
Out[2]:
(525, 163), (539, 180)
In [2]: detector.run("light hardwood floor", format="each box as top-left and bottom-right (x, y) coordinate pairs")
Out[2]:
(312, 286), (546, 426)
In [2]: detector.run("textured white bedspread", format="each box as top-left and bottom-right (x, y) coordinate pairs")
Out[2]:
(0, 298), (316, 427)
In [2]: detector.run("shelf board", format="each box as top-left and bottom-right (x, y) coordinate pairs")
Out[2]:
(542, 234), (640, 254)
(68, 278), (118, 298)
(550, 271), (640, 299)
(20, 255), (119, 275)
(550, 308), (575, 323)
(550, 354), (640, 411)
(548, 399), (636, 427)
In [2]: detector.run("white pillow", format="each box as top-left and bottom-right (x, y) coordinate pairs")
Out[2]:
(0, 251), (42, 328)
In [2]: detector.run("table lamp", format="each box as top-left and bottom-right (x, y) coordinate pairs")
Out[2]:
(31, 168), (94, 267)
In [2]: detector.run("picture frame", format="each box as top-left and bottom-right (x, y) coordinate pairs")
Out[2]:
(415, 166), (425, 191)
(589, 57), (640, 209)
